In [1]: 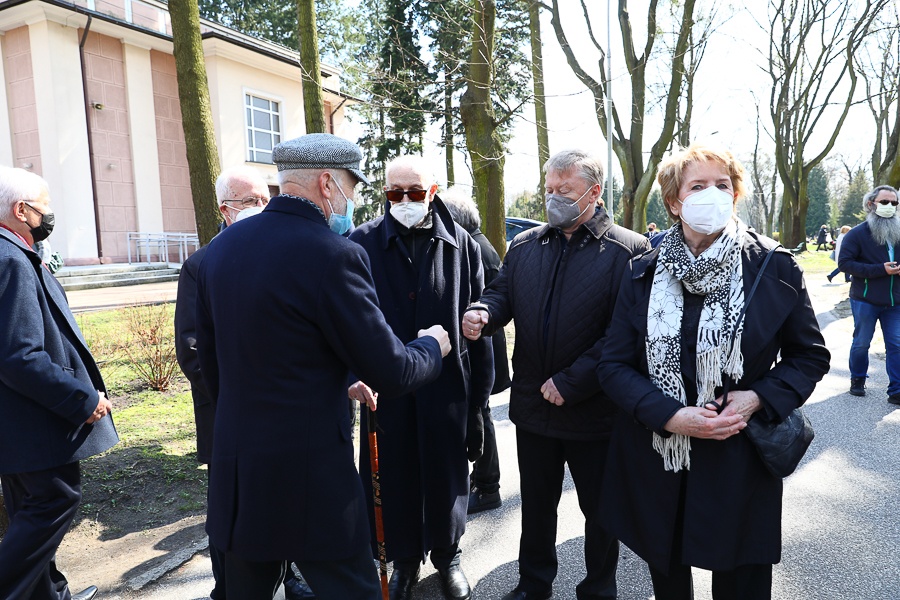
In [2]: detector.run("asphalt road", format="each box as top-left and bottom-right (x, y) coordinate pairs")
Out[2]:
(114, 272), (900, 600)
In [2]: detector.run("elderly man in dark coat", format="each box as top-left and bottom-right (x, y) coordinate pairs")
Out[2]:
(349, 156), (493, 600)
(174, 165), (277, 600)
(195, 135), (451, 599)
(463, 150), (650, 600)
(441, 186), (511, 515)
(0, 166), (118, 600)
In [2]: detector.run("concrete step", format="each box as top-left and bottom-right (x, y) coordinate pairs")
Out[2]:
(55, 263), (171, 280)
(57, 264), (181, 291)
(61, 271), (181, 292)
(58, 268), (179, 286)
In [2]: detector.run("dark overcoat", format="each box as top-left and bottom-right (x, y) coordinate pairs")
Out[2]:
(350, 197), (494, 561)
(0, 228), (118, 475)
(195, 196), (443, 562)
(174, 244), (214, 464)
(471, 229), (510, 394)
(597, 232), (830, 572)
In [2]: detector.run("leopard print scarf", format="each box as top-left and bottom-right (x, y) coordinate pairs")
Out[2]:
(646, 219), (746, 471)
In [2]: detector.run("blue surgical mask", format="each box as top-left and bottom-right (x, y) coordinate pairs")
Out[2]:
(326, 176), (354, 235)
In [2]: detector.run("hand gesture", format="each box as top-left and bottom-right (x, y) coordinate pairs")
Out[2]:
(540, 377), (565, 406)
(418, 325), (451, 357)
(349, 381), (378, 411)
(85, 391), (112, 425)
(462, 309), (488, 341)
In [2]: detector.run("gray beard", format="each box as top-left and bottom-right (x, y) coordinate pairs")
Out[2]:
(867, 211), (900, 246)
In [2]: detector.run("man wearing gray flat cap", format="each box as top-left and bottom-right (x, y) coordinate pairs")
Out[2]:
(195, 133), (452, 599)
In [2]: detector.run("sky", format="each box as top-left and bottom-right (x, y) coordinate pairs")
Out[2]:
(343, 0), (892, 202)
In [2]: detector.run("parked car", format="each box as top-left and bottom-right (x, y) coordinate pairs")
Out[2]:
(505, 217), (544, 242)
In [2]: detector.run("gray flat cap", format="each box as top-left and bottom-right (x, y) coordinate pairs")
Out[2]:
(273, 133), (371, 185)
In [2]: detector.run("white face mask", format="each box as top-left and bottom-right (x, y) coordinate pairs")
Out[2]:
(875, 202), (897, 218)
(390, 201), (429, 229)
(678, 186), (735, 235)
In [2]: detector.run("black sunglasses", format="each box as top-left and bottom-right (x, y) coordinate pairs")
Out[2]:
(385, 189), (428, 203)
(877, 199), (899, 206)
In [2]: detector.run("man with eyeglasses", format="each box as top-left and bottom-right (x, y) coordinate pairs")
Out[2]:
(348, 156), (493, 600)
(175, 165), (276, 600)
(838, 184), (900, 403)
(0, 166), (118, 600)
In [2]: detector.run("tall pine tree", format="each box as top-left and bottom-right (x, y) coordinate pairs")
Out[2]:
(838, 170), (870, 227)
(805, 165), (831, 237)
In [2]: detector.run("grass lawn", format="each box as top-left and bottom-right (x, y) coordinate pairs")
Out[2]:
(73, 305), (208, 539)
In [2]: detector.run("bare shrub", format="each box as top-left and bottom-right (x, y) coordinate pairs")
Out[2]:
(121, 304), (179, 392)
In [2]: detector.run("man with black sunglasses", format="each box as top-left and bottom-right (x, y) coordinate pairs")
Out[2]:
(349, 156), (494, 600)
(838, 184), (900, 403)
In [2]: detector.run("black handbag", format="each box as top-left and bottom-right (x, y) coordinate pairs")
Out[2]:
(720, 248), (815, 478)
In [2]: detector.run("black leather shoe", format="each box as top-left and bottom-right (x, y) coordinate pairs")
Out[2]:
(850, 377), (867, 397)
(500, 587), (552, 600)
(437, 565), (471, 600)
(72, 587), (98, 600)
(388, 565), (420, 600)
(826, 274), (834, 283)
(888, 394), (900, 405)
(284, 572), (316, 599)
(467, 487), (501, 514)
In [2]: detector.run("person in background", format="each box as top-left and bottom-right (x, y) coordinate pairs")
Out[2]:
(826, 225), (852, 283)
(176, 166), (323, 600)
(646, 222), (658, 237)
(349, 157), (493, 600)
(0, 166), (119, 600)
(195, 134), (450, 599)
(597, 144), (829, 600)
(837, 185), (900, 403)
(816, 224), (829, 250)
(441, 186), (512, 515)
(463, 149), (649, 600)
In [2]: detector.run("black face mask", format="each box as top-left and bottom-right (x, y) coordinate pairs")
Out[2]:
(24, 203), (55, 243)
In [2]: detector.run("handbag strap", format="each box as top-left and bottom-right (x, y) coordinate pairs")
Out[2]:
(718, 246), (779, 410)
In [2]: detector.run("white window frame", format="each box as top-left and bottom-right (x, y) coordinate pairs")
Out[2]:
(243, 89), (284, 164)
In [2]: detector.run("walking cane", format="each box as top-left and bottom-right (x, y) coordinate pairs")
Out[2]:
(367, 406), (390, 600)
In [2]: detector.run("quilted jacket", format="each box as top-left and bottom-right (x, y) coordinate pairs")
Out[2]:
(479, 207), (650, 440)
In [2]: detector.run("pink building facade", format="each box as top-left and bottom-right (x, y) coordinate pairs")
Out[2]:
(0, 0), (350, 264)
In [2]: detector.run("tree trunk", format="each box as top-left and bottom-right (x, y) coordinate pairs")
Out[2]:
(298, 0), (326, 134)
(528, 0), (549, 206)
(169, 0), (221, 246)
(461, 0), (506, 258)
(444, 77), (455, 186)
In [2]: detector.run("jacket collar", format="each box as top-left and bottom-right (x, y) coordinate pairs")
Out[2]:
(380, 194), (460, 250)
(265, 194), (328, 224)
(538, 206), (612, 242)
(0, 226), (39, 264)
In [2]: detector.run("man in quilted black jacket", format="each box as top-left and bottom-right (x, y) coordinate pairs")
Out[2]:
(462, 150), (649, 600)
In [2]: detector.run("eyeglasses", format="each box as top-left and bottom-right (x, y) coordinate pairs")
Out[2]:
(226, 196), (269, 209)
(22, 201), (51, 217)
(877, 199), (899, 206)
(385, 189), (428, 203)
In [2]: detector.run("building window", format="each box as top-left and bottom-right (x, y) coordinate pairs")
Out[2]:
(246, 94), (281, 164)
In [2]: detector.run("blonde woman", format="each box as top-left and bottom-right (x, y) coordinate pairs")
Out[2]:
(597, 145), (830, 600)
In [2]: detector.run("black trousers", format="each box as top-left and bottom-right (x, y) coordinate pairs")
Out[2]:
(470, 404), (500, 493)
(392, 542), (461, 573)
(649, 563), (773, 600)
(648, 473), (772, 600)
(224, 547), (381, 600)
(0, 462), (82, 600)
(515, 429), (619, 600)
